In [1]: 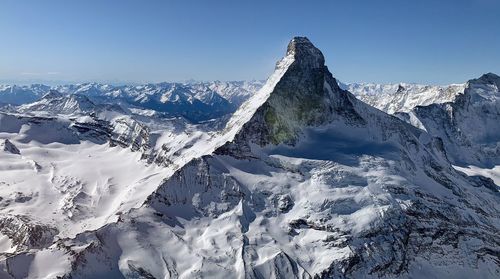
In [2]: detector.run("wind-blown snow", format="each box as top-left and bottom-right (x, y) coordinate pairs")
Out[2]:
(453, 165), (500, 186)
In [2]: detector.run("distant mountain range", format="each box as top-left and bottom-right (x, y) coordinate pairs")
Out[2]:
(0, 77), (480, 123)
(0, 81), (263, 122)
(344, 82), (466, 114)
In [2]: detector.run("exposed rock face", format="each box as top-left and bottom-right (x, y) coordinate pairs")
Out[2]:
(0, 215), (58, 253)
(396, 84), (405, 93)
(108, 117), (150, 153)
(149, 157), (248, 217)
(398, 72), (500, 167)
(0, 139), (20, 155)
(219, 37), (364, 156)
(473, 72), (500, 89)
(0, 111), (151, 156)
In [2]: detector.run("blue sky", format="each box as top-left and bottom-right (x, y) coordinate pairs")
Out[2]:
(1, 0), (499, 85)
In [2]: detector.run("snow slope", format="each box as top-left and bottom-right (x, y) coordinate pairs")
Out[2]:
(0, 113), (167, 240)
(0, 90), (232, 253)
(396, 73), (500, 169)
(18, 90), (97, 116)
(347, 76), (500, 187)
(453, 165), (500, 186)
(347, 82), (465, 114)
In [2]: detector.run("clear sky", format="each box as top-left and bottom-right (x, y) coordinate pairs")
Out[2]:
(1, 0), (499, 85)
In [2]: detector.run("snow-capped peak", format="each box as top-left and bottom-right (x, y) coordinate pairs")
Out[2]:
(474, 72), (500, 86)
(286, 36), (325, 69)
(41, 89), (64, 99)
(19, 92), (96, 115)
(221, 36), (360, 149)
(348, 82), (466, 114)
(467, 72), (500, 101)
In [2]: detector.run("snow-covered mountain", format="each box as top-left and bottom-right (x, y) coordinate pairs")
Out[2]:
(68, 83), (234, 122)
(0, 83), (232, 249)
(395, 73), (500, 168)
(346, 75), (500, 185)
(0, 84), (50, 105)
(17, 90), (97, 115)
(0, 81), (264, 123)
(1, 37), (497, 279)
(346, 82), (465, 114)
(197, 80), (265, 106)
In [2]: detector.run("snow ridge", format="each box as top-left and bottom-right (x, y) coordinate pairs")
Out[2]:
(348, 82), (465, 114)
(1, 81), (265, 123)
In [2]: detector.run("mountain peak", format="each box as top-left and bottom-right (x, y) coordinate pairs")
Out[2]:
(1, 139), (20, 155)
(467, 72), (500, 101)
(42, 89), (63, 99)
(475, 72), (500, 87)
(19, 92), (96, 115)
(219, 37), (362, 151)
(286, 36), (325, 69)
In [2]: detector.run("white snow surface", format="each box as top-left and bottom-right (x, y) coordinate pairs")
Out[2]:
(454, 165), (500, 186)
(346, 82), (465, 114)
(0, 133), (165, 238)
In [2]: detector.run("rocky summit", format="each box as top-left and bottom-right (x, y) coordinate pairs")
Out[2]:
(221, 37), (364, 152)
(0, 37), (497, 278)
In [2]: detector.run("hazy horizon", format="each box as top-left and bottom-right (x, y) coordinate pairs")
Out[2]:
(2, 0), (500, 85)
(0, 75), (483, 87)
